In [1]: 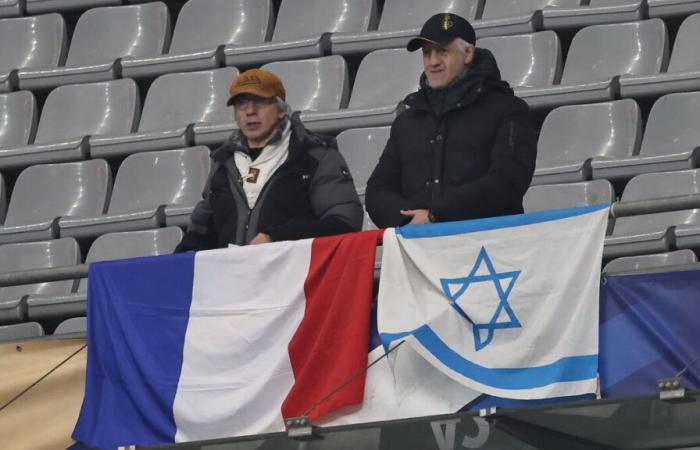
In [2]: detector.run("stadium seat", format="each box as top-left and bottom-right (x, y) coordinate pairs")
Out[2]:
(330, 0), (481, 55)
(262, 55), (348, 112)
(0, 238), (79, 323)
(90, 68), (237, 158)
(620, 13), (700, 98)
(59, 147), (210, 239)
(602, 249), (697, 273)
(533, 99), (641, 184)
(336, 126), (389, 198)
(0, 79), (138, 170)
(0, 159), (111, 244)
(28, 227), (183, 321)
(477, 31), (562, 88)
(0, 0), (22, 18)
(224, 0), (377, 68)
(0, 91), (37, 149)
(54, 316), (86, 334)
(517, 19), (668, 110)
(474, 0), (580, 38)
(0, 172), (5, 224)
(300, 49), (422, 133)
(17, 2), (170, 91)
(27, 0), (121, 14)
(542, 0), (647, 30)
(604, 169), (700, 259)
(121, 0), (272, 79)
(0, 14), (66, 92)
(592, 92), (700, 181)
(0, 322), (45, 342)
(524, 179), (615, 212)
(648, 0), (700, 18)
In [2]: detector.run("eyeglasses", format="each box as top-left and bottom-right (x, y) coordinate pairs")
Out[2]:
(231, 96), (277, 109)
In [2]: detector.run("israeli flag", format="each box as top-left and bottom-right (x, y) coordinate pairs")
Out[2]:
(378, 205), (609, 399)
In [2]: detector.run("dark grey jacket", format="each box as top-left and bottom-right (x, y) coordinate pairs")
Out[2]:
(176, 117), (363, 251)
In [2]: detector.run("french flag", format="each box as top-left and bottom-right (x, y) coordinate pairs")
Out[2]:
(73, 231), (381, 448)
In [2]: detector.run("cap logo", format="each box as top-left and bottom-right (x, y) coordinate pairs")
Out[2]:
(238, 75), (261, 87)
(442, 14), (454, 31)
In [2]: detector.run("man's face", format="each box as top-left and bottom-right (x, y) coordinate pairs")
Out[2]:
(233, 94), (285, 147)
(422, 40), (474, 89)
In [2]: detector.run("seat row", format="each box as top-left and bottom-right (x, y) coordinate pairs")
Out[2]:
(0, 318), (86, 342)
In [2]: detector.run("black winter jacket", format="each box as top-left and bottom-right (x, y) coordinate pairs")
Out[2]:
(176, 117), (363, 251)
(365, 48), (537, 228)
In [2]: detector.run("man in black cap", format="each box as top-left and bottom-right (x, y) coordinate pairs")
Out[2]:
(365, 13), (537, 227)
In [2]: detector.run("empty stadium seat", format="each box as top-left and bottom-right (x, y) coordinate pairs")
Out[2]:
(0, 159), (110, 244)
(90, 68), (237, 158)
(54, 316), (86, 334)
(604, 169), (700, 259)
(121, 0), (272, 79)
(620, 13), (700, 98)
(533, 99), (641, 184)
(336, 126), (389, 197)
(0, 172), (5, 224)
(300, 49), (422, 133)
(59, 147), (210, 239)
(0, 91), (37, 149)
(603, 249), (697, 273)
(524, 179), (615, 212)
(592, 92), (700, 181)
(648, 0), (700, 18)
(262, 55), (348, 112)
(0, 79), (138, 170)
(0, 322), (44, 342)
(0, 0), (22, 18)
(474, 0), (580, 38)
(477, 31), (562, 88)
(0, 14), (66, 92)
(0, 238), (79, 323)
(18, 3), (170, 91)
(28, 227), (183, 321)
(517, 19), (668, 110)
(331, 0), (481, 55)
(224, 0), (377, 68)
(542, 0), (647, 30)
(27, 0), (121, 14)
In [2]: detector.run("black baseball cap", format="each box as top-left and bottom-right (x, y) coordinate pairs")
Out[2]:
(407, 13), (476, 52)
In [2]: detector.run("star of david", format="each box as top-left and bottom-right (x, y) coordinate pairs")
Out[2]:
(440, 246), (521, 352)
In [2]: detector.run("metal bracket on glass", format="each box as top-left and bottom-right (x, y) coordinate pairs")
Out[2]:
(285, 416), (321, 440)
(479, 407), (498, 418)
(657, 377), (690, 402)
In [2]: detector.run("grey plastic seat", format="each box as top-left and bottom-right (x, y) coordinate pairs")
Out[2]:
(533, 99), (641, 185)
(0, 160), (111, 244)
(0, 172), (5, 224)
(603, 250), (697, 274)
(0, 238), (79, 323)
(620, 13), (700, 99)
(28, 227), (183, 320)
(542, 0), (647, 30)
(0, 322), (45, 342)
(517, 19), (668, 110)
(54, 316), (86, 334)
(477, 31), (562, 88)
(524, 180), (615, 212)
(473, 0), (580, 38)
(122, 0), (272, 80)
(263, 55), (349, 112)
(0, 79), (138, 170)
(330, 0), (481, 55)
(59, 147), (210, 239)
(301, 49), (422, 133)
(592, 92), (700, 181)
(26, 0), (120, 14)
(224, 0), (377, 68)
(0, 0), (22, 18)
(18, 3), (170, 91)
(0, 14), (66, 92)
(604, 169), (700, 259)
(336, 126), (389, 197)
(648, 0), (700, 18)
(90, 68), (237, 159)
(0, 91), (37, 150)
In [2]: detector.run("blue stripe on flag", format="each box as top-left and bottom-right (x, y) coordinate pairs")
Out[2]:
(383, 326), (597, 390)
(396, 204), (609, 239)
(73, 253), (195, 448)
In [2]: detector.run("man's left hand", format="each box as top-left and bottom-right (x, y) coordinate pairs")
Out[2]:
(400, 209), (432, 225)
(250, 233), (273, 245)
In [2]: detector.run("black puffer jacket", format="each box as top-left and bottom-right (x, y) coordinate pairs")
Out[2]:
(365, 48), (537, 228)
(176, 117), (363, 251)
